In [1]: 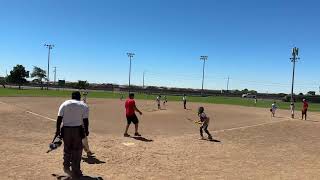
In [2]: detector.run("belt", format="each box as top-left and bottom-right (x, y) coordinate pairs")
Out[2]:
(63, 126), (82, 128)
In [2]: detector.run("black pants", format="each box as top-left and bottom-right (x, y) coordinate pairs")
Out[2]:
(183, 100), (186, 109)
(200, 124), (212, 137)
(62, 126), (83, 176)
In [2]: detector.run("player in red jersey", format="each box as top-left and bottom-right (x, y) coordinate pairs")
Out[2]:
(302, 99), (309, 120)
(124, 93), (143, 137)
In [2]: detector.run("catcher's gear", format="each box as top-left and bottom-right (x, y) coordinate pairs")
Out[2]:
(47, 134), (62, 153)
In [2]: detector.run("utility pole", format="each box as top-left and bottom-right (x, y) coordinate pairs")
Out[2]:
(290, 47), (300, 118)
(127, 52), (135, 93)
(143, 71), (146, 89)
(44, 44), (54, 90)
(226, 76), (230, 92)
(53, 67), (57, 86)
(200, 56), (208, 96)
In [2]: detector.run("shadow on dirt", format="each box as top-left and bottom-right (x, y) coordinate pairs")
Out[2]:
(82, 156), (106, 164)
(131, 136), (154, 142)
(52, 173), (104, 180)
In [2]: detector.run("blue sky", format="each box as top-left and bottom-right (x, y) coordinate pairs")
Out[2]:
(0, 0), (319, 93)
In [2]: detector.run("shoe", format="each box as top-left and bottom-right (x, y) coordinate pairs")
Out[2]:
(124, 133), (130, 137)
(87, 151), (95, 156)
(63, 167), (72, 176)
(72, 171), (83, 179)
(134, 132), (141, 137)
(208, 136), (213, 140)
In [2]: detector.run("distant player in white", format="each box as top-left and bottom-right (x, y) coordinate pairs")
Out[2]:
(183, 94), (187, 109)
(81, 90), (94, 156)
(270, 101), (277, 117)
(82, 91), (88, 103)
(163, 95), (168, 106)
(156, 95), (161, 110)
(290, 102), (295, 119)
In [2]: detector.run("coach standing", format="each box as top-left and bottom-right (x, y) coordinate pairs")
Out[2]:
(55, 91), (89, 178)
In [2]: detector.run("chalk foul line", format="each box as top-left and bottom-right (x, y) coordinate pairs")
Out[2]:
(25, 110), (56, 122)
(213, 119), (291, 133)
(0, 100), (56, 122)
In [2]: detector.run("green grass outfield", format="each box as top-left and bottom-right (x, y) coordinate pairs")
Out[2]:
(0, 87), (319, 112)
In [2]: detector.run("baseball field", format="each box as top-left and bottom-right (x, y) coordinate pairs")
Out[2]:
(1, 89), (320, 179)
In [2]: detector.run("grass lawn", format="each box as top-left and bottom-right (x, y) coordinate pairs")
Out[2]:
(0, 87), (319, 112)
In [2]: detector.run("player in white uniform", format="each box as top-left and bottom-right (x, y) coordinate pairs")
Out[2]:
(156, 95), (161, 110)
(270, 102), (277, 117)
(81, 90), (94, 156)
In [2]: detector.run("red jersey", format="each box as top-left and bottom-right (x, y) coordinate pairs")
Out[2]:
(125, 99), (136, 116)
(303, 102), (309, 110)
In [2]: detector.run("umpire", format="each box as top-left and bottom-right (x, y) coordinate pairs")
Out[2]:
(55, 91), (89, 178)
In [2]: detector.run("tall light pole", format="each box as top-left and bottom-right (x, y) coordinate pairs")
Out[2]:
(44, 44), (54, 90)
(290, 47), (299, 117)
(143, 71), (146, 89)
(127, 52), (135, 92)
(290, 47), (299, 102)
(53, 67), (57, 86)
(200, 56), (208, 96)
(226, 76), (230, 92)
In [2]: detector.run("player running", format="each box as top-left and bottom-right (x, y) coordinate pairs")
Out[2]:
(270, 101), (277, 117)
(81, 90), (94, 156)
(197, 107), (213, 140)
(82, 90), (88, 103)
(124, 93), (143, 137)
(302, 99), (309, 120)
(290, 102), (295, 119)
(183, 94), (187, 109)
(156, 95), (161, 110)
(163, 95), (168, 106)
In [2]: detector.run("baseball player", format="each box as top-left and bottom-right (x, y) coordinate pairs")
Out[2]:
(55, 91), (90, 178)
(124, 93), (143, 137)
(302, 99), (309, 120)
(156, 95), (161, 110)
(197, 107), (213, 140)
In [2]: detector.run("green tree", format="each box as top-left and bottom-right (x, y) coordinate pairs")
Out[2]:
(77, 80), (89, 89)
(307, 91), (316, 96)
(31, 66), (46, 90)
(7, 65), (29, 89)
(0, 76), (6, 88)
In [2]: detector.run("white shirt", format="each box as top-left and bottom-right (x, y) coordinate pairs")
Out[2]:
(58, 99), (89, 127)
(183, 96), (186, 101)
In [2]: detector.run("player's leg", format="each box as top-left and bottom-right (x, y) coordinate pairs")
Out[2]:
(71, 128), (83, 178)
(62, 128), (72, 175)
(124, 117), (131, 137)
(199, 126), (204, 139)
(82, 136), (94, 156)
(133, 115), (141, 136)
(305, 110), (307, 120)
(203, 124), (212, 139)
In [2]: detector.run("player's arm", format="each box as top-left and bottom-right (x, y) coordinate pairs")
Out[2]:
(83, 118), (89, 136)
(56, 104), (65, 136)
(56, 116), (63, 136)
(83, 105), (90, 136)
(134, 105), (142, 115)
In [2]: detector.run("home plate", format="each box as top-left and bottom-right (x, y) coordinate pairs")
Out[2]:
(122, 142), (135, 146)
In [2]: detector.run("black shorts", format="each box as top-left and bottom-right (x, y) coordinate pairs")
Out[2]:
(126, 114), (139, 125)
(302, 109), (308, 115)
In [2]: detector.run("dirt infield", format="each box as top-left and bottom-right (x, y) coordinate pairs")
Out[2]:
(1, 97), (320, 180)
